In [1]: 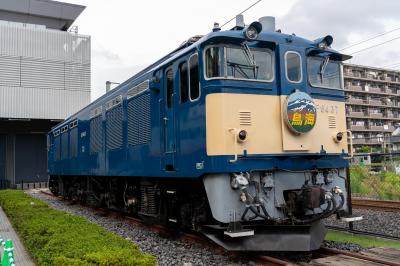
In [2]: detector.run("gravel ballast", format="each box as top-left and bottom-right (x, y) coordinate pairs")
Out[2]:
(28, 190), (370, 265)
(324, 208), (400, 238)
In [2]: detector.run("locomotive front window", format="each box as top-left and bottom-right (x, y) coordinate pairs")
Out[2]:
(307, 56), (342, 89)
(204, 45), (273, 81)
(285, 51), (302, 83)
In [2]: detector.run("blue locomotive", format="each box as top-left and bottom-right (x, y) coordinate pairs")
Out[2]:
(48, 16), (354, 251)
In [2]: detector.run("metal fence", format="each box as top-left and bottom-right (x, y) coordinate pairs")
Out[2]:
(15, 182), (48, 190)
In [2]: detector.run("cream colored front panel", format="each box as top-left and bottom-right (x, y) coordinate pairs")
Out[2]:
(206, 93), (348, 156)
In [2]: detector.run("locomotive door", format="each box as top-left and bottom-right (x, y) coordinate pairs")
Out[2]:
(163, 67), (176, 171)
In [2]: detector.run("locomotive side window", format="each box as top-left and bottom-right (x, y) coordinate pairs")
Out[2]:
(179, 62), (189, 103)
(189, 54), (200, 101)
(166, 68), (174, 108)
(205, 47), (220, 78)
(285, 51), (302, 83)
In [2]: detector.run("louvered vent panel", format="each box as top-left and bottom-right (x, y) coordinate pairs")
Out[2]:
(0, 55), (20, 86)
(239, 111), (252, 126)
(61, 132), (69, 160)
(21, 58), (64, 89)
(328, 116), (337, 128)
(106, 106), (123, 150)
(69, 127), (78, 158)
(128, 94), (151, 146)
(90, 116), (103, 154)
(54, 136), (61, 161)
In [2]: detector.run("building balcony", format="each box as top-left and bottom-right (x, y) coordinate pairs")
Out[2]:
(386, 126), (395, 132)
(346, 85), (363, 91)
(350, 125), (366, 131)
(369, 112), (383, 118)
(348, 111), (366, 117)
(353, 138), (368, 145)
(367, 87), (383, 93)
(368, 100), (382, 106)
(386, 113), (394, 118)
(348, 98), (365, 104)
(370, 125), (384, 131)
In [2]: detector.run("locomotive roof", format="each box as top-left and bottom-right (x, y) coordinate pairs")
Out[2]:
(53, 28), (346, 131)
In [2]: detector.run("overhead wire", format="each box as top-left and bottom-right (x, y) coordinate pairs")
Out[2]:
(349, 36), (400, 55)
(220, 0), (263, 28)
(339, 26), (400, 51)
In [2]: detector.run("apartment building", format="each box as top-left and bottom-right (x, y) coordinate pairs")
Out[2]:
(344, 64), (400, 152)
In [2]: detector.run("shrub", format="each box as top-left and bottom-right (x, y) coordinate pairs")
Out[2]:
(0, 190), (156, 266)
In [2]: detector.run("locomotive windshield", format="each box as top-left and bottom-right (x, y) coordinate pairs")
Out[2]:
(307, 56), (342, 89)
(205, 45), (274, 81)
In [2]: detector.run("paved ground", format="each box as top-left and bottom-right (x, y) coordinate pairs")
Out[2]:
(0, 206), (35, 266)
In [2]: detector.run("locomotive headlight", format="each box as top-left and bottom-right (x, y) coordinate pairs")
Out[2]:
(243, 21), (262, 40)
(314, 35), (333, 49)
(238, 130), (247, 142)
(333, 132), (343, 143)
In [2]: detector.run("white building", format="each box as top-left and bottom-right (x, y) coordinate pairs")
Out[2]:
(0, 0), (90, 187)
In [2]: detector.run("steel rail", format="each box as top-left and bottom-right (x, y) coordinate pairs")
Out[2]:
(352, 198), (400, 212)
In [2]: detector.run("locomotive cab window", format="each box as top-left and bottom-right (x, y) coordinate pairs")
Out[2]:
(204, 45), (274, 81)
(205, 47), (220, 78)
(166, 68), (174, 108)
(307, 56), (342, 89)
(189, 54), (200, 101)
(179, 62), (189, 103)
(285, 51), (302, 83)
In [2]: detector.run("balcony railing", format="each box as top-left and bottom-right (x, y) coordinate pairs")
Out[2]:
(368, 100), (382, 105)
(353, 138), (368, 144)
(370, 125), (384, 131)
(348, 98), (365, 104)
(367, 87), (383, 93)
(348, 111), (365, 117)
(369, 112), (383, 118)
(350, 125), (366, 131)
(346, 85), (363, 91)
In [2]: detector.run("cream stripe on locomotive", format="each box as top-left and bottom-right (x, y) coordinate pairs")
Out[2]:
(206, 93), (348, 156)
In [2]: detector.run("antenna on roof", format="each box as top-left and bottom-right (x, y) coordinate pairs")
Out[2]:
(68, 25), (79, 34)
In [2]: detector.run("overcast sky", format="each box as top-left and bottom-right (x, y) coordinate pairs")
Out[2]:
(62, 0), (400, 100)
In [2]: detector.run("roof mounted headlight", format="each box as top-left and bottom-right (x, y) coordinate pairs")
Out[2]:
(243, 21), (262, 40)
(314, 35), (333, 49)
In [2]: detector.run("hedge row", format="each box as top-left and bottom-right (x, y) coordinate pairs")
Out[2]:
(0, 190), (156, 266)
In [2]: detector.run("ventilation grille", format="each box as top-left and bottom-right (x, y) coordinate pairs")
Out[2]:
(69, 127), (78, 158)
(328, 116), (337, 128)
(106, 105), (123, 150)
(239, 111), (252, 126)
(128, 94), (151, 146)
(61, 132), (69, 160)
(90, 116), (103, 154)
(140, 186), (158, 216)
(54, 136), (61, 161)
(127, 80), (149, 99)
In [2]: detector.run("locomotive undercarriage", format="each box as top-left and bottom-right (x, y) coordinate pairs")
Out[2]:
(49, 175), (212, 230)
(49, 167), (349, 251)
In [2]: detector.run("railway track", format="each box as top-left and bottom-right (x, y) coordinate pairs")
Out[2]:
(326, 225), (400, 241)
(352, 198), (400, 212)
(36, 189), (400, 265)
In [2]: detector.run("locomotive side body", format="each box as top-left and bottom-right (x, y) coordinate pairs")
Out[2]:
(48, 23), (352, 251)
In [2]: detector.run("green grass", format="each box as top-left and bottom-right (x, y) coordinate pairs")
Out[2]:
(0, 190), (156, 266)
(326, 230), (400, 248)
(350, 165), (400, 200)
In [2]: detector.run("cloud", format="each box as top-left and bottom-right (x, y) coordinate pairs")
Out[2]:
(92, 46), (121, 63)
(280, 0), (400, 48)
